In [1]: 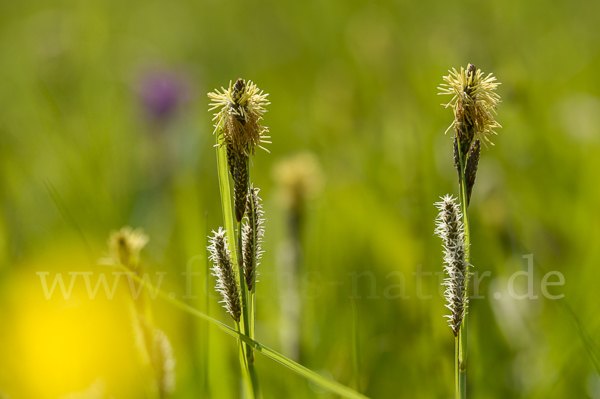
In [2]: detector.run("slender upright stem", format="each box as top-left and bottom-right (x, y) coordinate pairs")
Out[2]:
(237, 222), (255, 364)
(249, 282), (256, 341)
(454, 335), (460, 399)
(235, 321), (255, 398)
(456, 146), (471, 399)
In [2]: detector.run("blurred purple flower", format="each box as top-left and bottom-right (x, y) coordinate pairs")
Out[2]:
(138, 69), (189, 122)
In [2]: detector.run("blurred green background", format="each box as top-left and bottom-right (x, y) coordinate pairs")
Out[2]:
(1, 0), (599, 397)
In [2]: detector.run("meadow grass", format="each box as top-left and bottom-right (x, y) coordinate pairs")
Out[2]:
(1, 1), (600, 397)
(436, 64), (501, 398)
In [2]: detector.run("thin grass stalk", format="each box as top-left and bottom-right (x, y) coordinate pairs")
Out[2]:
(456, 144), (470, 399)
(248, 361), (262, 399)
(249, 288), (256, 342)
(235, 321), (255, 398)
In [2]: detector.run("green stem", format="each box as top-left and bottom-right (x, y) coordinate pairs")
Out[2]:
(248, 362), (262, 399)
(249, 289), (256, 341)
(454, 335), (460, 399)
(456, 145), (471, 399)
(236, 321), (255, 399)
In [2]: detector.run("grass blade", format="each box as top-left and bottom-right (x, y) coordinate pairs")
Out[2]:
(115, 266), (371, 399)
(216, 138), (238, 265)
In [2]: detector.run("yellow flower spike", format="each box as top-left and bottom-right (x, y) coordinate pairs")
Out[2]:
(438, 64), (502, 148)
(208, 78), (271, 156)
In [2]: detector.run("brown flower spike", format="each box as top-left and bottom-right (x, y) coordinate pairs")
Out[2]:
(227, 140), (249, 223)
(464, 140), (481, 206)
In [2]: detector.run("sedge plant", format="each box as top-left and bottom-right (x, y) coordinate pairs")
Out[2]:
(436, 64), (501, 398)
(207, 78), (269, 399)
(50, 79), (371, 399)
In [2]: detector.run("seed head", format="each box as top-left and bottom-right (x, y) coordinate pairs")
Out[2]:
(434, 195), (470, 336)
(242, 186), (265, 291)
(208, 228), (241, 322)
(438, 64), (501, 148)
(108, 226), (149, 271)
(208, 78), (270, 156)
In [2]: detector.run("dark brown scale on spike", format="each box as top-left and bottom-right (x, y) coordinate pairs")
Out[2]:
(232, 152), (249, 223)
(466, 64), (476, 89)
(233, 78), (245, 98)
(455, 121), (473, 166)
(230, 78), (247, 124)
(453, 134), (461, 184)
(464, 64), (477, 100)
(465, 140), (481, 206)
(225, 140), (249, 223)
(226, 142), (236, 175)
(243, 191), (256, 290)
(235, 166), (249, 222)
